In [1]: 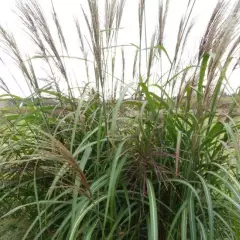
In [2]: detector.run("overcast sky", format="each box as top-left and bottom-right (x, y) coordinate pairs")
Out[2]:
(0, 0), (239, 97)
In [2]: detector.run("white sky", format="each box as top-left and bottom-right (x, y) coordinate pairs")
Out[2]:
(0, 0), (239, 97)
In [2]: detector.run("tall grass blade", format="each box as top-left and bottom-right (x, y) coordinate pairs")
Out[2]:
(146, 178), (158, 240)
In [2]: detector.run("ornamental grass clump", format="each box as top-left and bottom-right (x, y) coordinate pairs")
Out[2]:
(0, 0), (240, 239)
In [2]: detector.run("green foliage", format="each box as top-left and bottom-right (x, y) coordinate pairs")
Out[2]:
(0, 0), (240, 239)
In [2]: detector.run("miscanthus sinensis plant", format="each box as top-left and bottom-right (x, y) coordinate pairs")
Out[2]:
(0, 0), (240, 239)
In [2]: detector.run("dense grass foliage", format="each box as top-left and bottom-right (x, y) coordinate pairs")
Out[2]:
(0, 0), (240, 239)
